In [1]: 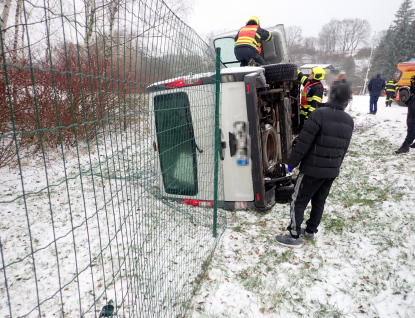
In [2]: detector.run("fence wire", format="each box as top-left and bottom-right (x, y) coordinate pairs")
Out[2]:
(0, 0), (226, 316)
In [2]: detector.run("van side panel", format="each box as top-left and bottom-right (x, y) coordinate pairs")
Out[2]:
(220, 82), (255, 202)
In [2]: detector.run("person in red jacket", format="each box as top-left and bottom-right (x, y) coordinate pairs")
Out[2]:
(234, 16), (272, 66)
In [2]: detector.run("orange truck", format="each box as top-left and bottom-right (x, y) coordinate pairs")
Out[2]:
(395, 59), (415, 105)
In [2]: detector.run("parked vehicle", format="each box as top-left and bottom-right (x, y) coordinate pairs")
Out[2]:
(394, 59), (415, 106)
(147, 25), (300, 211)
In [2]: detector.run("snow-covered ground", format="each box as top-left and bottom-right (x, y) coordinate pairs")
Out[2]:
(1, 94), (414, 317)
(187, 95), (415, 317)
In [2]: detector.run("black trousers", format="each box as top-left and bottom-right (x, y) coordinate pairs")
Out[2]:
(403, 117), (415, 146)
(234, 46), (264, 66)
(386, 92), (395, 106)
(287, 173), (335, 238)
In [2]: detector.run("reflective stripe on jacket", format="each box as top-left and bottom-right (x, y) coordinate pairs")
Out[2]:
(297, 70), (324, 120)
(235, 25), (272, 52)
(385, 80), (398, 92)
(235, 25), (260, 50)
(301, 81), (323, 108)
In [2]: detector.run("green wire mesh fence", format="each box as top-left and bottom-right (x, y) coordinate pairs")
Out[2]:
(0, 0), (226, 316)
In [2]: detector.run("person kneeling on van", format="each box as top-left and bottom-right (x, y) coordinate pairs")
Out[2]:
(234, 16), (272, 67)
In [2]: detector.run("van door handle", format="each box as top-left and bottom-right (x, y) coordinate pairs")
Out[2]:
(217, 129), (225, 160)
(229, 132), (237, 157)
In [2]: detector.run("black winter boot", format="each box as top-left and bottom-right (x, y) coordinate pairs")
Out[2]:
(395, 144), (410, 154)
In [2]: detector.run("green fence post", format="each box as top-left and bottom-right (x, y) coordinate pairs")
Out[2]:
(213, 47), (221, 237)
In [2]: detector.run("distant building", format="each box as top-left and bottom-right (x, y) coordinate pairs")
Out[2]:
(299, 64), (339, 76)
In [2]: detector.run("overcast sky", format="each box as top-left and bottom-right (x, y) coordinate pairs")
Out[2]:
(188, 0), (412, 39)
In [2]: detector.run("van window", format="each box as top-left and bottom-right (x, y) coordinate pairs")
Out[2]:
(213, 37), (240, 68)
(154, 92), (198, 196)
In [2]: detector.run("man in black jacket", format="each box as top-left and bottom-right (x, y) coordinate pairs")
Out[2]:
(368, 73), (385, 114)
(275, 82), (354, 248)
(395, 75), (415, 154)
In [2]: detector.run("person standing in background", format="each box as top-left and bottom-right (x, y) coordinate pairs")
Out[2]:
(335, 70), (347, 83)
(367, 73), (385, 114)
(385, 78), (398, 107)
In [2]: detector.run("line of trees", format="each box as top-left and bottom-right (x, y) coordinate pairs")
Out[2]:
(0, 0), (209, 168)
(286, 18), (371, 65)
(287, 18), (371, 58)
(285, 0), (415, 88)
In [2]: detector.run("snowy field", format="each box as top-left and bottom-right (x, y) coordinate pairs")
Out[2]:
(187, 95), (415, 318)
(0, 116), (225, 317)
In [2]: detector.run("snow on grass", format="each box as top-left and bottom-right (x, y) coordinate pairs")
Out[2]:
(0, 123), (226, 317)
(187, 95), (415, 318)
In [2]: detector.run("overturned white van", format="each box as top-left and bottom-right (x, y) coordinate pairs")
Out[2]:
(147, 25), (301, 211)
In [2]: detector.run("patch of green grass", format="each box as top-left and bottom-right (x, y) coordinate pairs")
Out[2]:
(235, 269), (263, 293)
(231, 225), (244, 233)
(323, 214), (346, 233)
(313, 303), (344, 318)
(273, 249), (295, 265)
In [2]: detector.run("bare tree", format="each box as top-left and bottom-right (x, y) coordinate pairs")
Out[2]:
(164, 0), (194, 21)
(318, 19), (340, 52)
(13, 0), (23, 52)
(338, 18), (370, 54)
(1, 0), (12, 37)
(286, 25), (303, 48)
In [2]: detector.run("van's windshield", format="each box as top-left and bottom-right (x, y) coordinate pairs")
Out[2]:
(213, 37), (240, 68)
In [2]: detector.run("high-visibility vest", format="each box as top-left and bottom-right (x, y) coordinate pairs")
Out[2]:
(301, 81), (322, 108)
(235, 25), (260, 52)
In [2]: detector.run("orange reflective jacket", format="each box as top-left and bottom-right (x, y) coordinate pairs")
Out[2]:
(235, 25), (260, 51)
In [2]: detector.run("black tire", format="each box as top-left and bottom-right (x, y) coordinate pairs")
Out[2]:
(398, 88), (410, 106)
(263, 63), (297, 83)
(275, 184), (294, 203)
(262, 124), (279, 172)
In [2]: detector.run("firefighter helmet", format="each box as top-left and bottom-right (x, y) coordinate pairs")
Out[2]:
(311, 66), (325, 80)
(246, 16), (260, 26)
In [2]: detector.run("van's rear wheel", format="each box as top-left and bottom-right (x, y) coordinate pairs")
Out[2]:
(262, 124), (279, 172)
(263, 63), (297, 83)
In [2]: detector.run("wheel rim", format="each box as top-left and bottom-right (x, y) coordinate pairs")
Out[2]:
(262, 125), (278, 172)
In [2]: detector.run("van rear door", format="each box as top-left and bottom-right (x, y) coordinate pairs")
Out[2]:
(154, 92), (199, 196)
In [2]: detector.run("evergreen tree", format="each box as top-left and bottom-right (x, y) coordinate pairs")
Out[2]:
(392, 0), (415, 27)
(371, 0), (415, 79)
